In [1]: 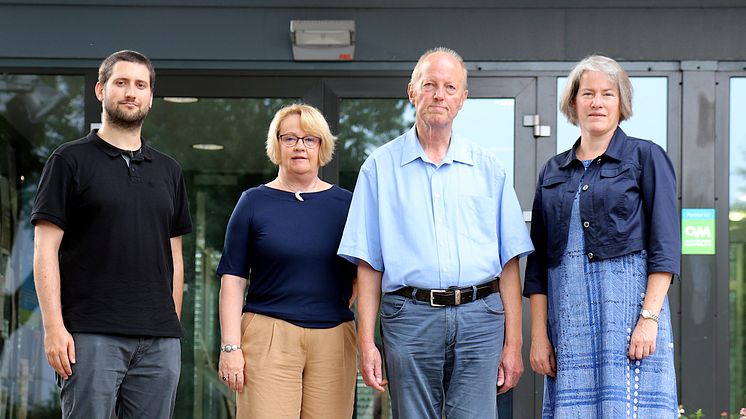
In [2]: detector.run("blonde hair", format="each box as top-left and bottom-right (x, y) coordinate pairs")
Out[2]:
(410, 46), (468, 90)
(265, 103), (336, 166)
(559, 55), (633, 126)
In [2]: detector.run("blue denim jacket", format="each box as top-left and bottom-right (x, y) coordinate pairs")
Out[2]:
(523, 127), (680, 296)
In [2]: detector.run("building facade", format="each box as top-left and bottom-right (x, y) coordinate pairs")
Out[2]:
(1, 1), (745, 417)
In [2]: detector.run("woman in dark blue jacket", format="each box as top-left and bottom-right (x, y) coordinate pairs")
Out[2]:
(524, 55), (679, 418)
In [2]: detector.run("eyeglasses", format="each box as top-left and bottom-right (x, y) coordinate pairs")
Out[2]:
(278, 134), (321, 148)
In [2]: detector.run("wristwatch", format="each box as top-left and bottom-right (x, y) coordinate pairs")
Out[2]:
(640, 309), (659, 323)
(220, 344), (241, 353)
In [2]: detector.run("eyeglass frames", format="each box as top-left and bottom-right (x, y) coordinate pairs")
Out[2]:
(278, 133), (321, 148)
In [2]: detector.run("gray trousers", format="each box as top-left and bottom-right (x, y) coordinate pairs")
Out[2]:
(57, 333), (181, 419)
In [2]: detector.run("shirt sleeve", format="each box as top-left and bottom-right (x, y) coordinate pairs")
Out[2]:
(641, 144), (681, 277)
(30, 154), (73, 230)
(337, 162), (384, 271)
(524, 163), (549, 296)
(496, 169), (534, 269)
(216, 191), (253, 279)
(170, 168), (193, 237)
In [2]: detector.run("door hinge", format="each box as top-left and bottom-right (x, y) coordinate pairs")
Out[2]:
(523, 115), (551, 138)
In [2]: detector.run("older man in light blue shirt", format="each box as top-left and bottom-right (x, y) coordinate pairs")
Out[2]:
(338, 47), (534, 419)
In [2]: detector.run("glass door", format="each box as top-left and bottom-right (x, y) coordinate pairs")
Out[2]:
(146, 75), (316, 419)
(325, 75), (541, 419)
(145, 74), (545, 419)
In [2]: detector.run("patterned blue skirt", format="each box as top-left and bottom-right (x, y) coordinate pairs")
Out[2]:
(542, 187), (678, 418)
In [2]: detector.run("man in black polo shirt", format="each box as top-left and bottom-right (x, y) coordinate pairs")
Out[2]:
(31, 50), (192, 418)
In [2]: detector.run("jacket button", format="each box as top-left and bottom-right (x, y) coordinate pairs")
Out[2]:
(587, 252), (594, 259)
(596, 158), (602, 164)
(583, 221), (590, 228)
(582, 184), (589, 191)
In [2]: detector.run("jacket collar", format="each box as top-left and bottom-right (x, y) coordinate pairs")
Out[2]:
(559, 126), (626, 169)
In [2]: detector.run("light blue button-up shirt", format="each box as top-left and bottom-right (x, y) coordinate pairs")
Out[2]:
(338, 126), (534, 293)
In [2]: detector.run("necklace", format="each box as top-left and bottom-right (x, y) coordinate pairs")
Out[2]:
(277, 176), (319, 202)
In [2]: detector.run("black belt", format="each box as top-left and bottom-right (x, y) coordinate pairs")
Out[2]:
(390, 278), (500, 307)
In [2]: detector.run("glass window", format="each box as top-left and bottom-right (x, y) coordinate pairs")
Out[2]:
(339, 97), (515, 192)
(729, 77), (746, 415)
(556, 77), (668, 153)
(453, 98), (515, 181)
(338, 99), (415, 191)
(0, 74), (85, 419)
(145, 97), (297, 419)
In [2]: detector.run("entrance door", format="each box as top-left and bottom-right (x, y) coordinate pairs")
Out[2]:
(147, 74), (546, 419)
(325, 75), (543, 419)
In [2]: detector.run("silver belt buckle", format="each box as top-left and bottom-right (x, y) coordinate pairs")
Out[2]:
(429, 289), (446, 307)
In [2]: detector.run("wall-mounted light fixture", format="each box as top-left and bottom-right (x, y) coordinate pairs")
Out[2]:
(290, 20), (355, 61)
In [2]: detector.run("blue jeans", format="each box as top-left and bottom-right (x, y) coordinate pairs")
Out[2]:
(380, 291), (505, 419)
(58, 333), (181, 419)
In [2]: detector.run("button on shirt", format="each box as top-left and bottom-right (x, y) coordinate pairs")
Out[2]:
(523, 127), (680, 296)
(338, 126), (534, 293)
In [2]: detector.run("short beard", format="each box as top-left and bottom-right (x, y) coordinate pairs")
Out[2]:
(103, 101), (149, 130)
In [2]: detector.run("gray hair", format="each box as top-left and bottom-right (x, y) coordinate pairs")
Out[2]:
(559, 55), (633, 126)
(410, 47), (468, 90)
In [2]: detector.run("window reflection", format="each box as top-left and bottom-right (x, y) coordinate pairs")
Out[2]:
(556, 77), (668, 153)
(338, 99), (415, 191)
(729, 77), (746, 414)
(0, 74), (84, 419)
(454, 98), (515, 181)
(146, 97), (297, 419)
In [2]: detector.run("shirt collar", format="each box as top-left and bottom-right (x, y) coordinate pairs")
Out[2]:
(399, 125), (474, 167)
(90, 130), (153, 161)
(559, 126), (625, 169)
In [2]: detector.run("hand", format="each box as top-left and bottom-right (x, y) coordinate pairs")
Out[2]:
(359, 343), (388, 392)
(628, 317), (658, 360)
(497, 344), (523, 394)
(530, 333), (556, 378)
(218, 351), (245, 392)
(43, 325), (76, 380)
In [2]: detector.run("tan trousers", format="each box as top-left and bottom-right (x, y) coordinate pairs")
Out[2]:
(236, 313), (357, 419)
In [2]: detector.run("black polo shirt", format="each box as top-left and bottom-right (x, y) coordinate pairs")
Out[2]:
(31, 131), (192, 337)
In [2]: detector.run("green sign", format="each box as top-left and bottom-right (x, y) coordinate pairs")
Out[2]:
(681, 208), (715, 255)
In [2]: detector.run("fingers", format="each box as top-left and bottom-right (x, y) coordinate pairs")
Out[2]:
(64, 339), (76, 377)
(628, 340), (656, 360)
(530, 344), (556, 378)
(218, 352), (245, 392)
(364, 362), (388, 392)
(45, 330), (75, 380)
(496, 364), (507, 395)
(223, 371), (245, 392)
(498, 367), (522, 395)
(360, 347), (387, 393)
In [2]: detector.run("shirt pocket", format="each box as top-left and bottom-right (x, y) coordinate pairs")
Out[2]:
(457, 195), (497, 245)
(539, 175), (570, 225)
(599, 165), (638, 220)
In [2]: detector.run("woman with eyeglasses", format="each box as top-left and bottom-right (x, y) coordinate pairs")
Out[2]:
(216, 103), (357, 418)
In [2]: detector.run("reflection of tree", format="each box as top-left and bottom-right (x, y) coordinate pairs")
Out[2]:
(735, 153), (746, 212)
(733, 148), (746, 414)
(1, 74), (84, 419)
(142, 97), (296, 419)
(337, 99), (414, 190)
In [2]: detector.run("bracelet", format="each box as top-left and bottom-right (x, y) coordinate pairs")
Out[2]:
(220, 344), (241, 352)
